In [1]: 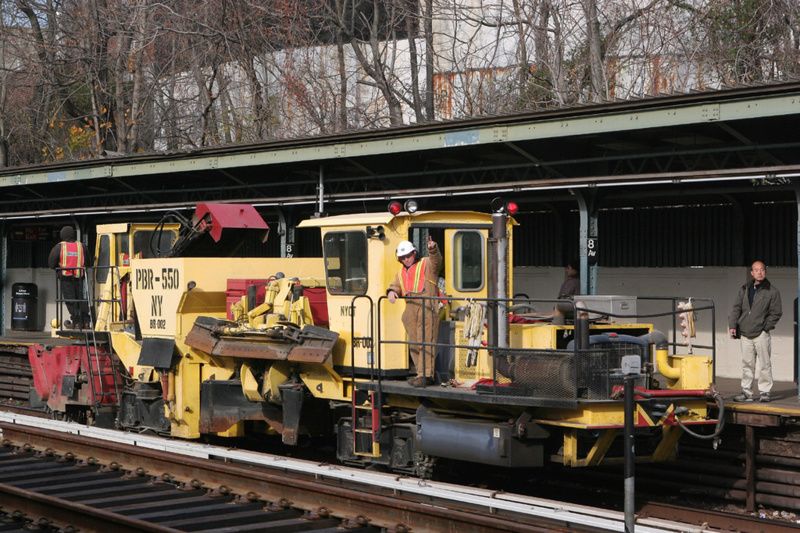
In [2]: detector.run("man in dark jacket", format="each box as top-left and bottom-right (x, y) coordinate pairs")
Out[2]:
(728, 260), (782, 402)
(48, 226), (91, 329)
(553, 258), (580, 325)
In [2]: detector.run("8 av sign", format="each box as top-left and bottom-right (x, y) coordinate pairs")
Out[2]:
(587, 237), (598, 266)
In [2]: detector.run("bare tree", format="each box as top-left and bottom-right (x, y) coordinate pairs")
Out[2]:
(1, 0), (799, 166)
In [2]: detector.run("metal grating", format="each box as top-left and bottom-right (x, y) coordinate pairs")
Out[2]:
(481, 343), (649, 401)
(513, 210), (578, 267)
(579, 343), (646, 400)
(6, 239), (55, 269)
(513, 201), (797, 268)
(748, 202), (797, 267)
(488, 348), (577, 400)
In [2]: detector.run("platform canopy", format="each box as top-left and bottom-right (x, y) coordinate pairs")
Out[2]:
(0, 82), (799, 220)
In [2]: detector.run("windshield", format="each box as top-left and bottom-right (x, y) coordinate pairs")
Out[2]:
(133, 230), (177, 258)
(323, 231), (368, 295)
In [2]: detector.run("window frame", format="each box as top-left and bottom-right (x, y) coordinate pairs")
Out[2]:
(452, 229), (485, 292)
(95, 235), (111, 284)
(132, 229), (177, 258)
(322, 230), (369, 296)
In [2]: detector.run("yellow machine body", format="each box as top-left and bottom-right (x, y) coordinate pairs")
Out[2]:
(48, 207), (716, 471)
(297, 210), (509, 376)
(129, 257), (324, 438)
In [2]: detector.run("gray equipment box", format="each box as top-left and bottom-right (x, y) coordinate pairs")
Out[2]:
(576, 295), (637, 323)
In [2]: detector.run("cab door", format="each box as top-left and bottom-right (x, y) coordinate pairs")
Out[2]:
(444, 227), (489, 304)
(93, 230), (120, 329)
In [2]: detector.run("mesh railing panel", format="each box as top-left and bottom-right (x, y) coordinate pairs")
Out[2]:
(482, 349), (577, 400)
(579, 343), (646, 399)
(476, 343), (647, 401)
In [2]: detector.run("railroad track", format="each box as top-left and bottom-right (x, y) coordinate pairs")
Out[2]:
(639, 502), (800, 533)
(0, 413), (705, 533)
(0, 447), (358, 532)
(0, 346), (33, 404)
(2, 409), (799, 531)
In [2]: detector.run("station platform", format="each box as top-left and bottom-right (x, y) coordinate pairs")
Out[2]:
(715, 376), (800, 426)
(0, 331), (53, 344)
(0, 331), (82, 348)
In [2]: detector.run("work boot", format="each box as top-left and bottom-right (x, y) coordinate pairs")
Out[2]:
(759, 392), (771, 403)
(733, 391), (754, 402)
(407, 376), (433, 388)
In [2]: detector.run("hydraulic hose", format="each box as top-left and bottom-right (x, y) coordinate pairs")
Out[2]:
(675, 387), (725, 440)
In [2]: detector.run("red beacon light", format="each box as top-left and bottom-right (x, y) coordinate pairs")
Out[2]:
(388, 201), (403, 215)
(490, 196), (519, 215)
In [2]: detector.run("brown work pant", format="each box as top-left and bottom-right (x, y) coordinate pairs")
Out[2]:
(402, 300), (440, 378)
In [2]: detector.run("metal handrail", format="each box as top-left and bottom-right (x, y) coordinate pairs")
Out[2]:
(54, 265), (124, 410)
(370, 293), (717, 397)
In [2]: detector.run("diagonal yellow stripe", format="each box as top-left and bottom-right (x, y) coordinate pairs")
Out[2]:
(637, 404), (655, 426)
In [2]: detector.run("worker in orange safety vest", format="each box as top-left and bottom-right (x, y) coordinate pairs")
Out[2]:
(48, 225), (90, 329)
(387, 236), (442, 387)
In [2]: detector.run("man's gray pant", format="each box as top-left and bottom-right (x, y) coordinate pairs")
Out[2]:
(741, 330), (772, 395)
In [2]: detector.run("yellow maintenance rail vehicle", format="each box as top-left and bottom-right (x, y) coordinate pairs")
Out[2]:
(28, 201), (721, 475)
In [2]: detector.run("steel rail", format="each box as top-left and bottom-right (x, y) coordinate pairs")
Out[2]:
(639, 502), (800, 532)
(0, 415), (699, 532)
(0, 424), (570, 532)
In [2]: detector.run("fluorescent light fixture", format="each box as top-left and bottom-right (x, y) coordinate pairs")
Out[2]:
(70, 211), (109, 216)
(392, 192), (449, 200)
(687, 174), (764, 183)
(517, 183), (590, 192)
(595, 180), (674, 187)
(451, 188), (514, 196)
(334, 196), (387, 203)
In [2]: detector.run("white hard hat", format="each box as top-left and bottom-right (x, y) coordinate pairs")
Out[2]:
(396, 240), (416, 257)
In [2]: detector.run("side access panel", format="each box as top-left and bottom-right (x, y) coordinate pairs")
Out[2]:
(28, 344), (121, 413)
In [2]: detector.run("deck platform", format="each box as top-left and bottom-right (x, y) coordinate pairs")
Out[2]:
(0, 331), (56, 345)
(357, 379), (579, 409)
(715, 376), (800, 426)
(0, 330), (107, 348)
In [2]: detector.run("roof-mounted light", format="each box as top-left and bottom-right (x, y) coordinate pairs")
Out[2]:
(388, 201), (403, 215)
(490, 196), (519, 216)
(404, 199), (419, 214)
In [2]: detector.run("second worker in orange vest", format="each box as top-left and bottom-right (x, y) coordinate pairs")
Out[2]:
(387, 237), (442, 387)
(48, 225), (91, 329)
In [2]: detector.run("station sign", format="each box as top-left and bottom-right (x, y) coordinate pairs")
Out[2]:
(587, 237), (598, 266)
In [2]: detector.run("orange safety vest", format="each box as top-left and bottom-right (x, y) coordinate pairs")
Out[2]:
(59, 241), (84, 278)
(399, 257), (428, 295)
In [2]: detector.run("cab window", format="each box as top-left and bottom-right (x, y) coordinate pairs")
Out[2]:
(453, 231), (483, 291)
(133, 230), (177, 258)
(323, 231), (367, 295)
(116, 233), (129, 266)
(96, 235), (111, 283)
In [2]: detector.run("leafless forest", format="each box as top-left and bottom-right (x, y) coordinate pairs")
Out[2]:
(0, 0), (798, 168)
